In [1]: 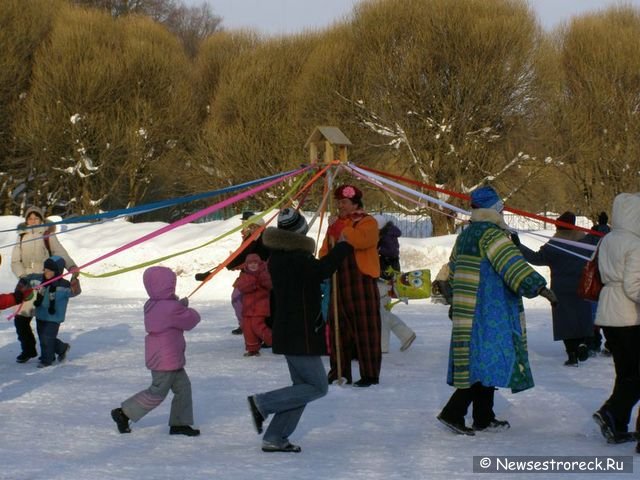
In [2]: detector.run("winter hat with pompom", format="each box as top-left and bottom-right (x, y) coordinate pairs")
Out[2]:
(277, 208), (309, 235)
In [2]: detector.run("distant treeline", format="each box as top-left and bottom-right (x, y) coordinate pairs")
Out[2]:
(1, 0), (639, 234)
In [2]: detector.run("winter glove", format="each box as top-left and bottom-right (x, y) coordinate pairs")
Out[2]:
(510, 232), (521, 247)
(538, 286), (559, 307)
(33, 292), (44, 308)
(195, 271), (211, 282)
(179, 297), (189, 307)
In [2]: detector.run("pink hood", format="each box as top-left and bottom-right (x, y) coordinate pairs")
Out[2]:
(142, 266), (200, 371)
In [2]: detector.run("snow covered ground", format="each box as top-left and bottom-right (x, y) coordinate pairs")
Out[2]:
(0, 214), (637, 480)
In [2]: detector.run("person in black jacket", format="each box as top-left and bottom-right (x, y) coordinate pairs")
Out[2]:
(247, 208), (352, 453)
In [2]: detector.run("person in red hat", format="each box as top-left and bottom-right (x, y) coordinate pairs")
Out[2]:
(320, 184), (382, 387)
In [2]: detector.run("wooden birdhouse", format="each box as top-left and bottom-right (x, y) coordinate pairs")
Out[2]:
(305, 126), (352, 164)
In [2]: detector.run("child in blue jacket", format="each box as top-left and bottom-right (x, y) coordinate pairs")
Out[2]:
(33, 256), (79, 368)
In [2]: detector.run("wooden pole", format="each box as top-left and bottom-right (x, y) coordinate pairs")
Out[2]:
(327, 169), (344, 385)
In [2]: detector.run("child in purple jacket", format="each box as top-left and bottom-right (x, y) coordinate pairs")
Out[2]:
(111, 266), (201, 436)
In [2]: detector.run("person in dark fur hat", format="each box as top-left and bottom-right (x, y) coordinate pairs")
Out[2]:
(247, 208), (352, 453)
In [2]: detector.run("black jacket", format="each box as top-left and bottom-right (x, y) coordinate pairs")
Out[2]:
(263, 227), (352, 355)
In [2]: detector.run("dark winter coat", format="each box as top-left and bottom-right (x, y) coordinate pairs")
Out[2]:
(518, 230), (594, 340)
(378, 222), (401, 278)
(378, 222), (401, 258)
(262, 227), (352, 356)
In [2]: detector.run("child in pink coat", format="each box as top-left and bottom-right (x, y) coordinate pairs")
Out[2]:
(111, 266), (201, 436)
(233, 253), (273, 356)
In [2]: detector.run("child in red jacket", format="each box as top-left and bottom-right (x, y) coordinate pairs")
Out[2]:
(233, 253), (273, 356)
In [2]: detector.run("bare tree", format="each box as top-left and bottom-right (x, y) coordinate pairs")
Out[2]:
(164, 2), (222, 57)
(293, 0), (555, 233)
(547, 5), (640, 220)
(14, 6), (197, 215)
(70, 0), (221, 56)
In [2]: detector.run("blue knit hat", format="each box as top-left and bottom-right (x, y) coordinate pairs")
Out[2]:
(470, 186), (503, 211)
(43, 255), (65, 276)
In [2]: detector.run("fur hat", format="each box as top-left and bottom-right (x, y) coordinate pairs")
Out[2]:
(556, 211), (576, 230)
(277, 208), (309, 234)
(470, 186), (503, 212)
(334, 185), (363, 202)
(43, 256), (65, 276)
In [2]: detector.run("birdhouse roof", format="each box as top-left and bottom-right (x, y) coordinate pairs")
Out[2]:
(304, 126), (352, 148)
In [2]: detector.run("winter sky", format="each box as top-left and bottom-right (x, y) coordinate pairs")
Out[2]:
(188, 0), (640, 36)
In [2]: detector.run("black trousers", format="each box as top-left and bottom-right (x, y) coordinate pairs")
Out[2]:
(601, 326), (640, 431)
(562, 338), (587, 356)
(440, 382), (496, 428)
(14, 315), (37, 356)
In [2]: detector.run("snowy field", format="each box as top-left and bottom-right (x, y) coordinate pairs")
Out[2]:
(0, 214), (637, 480)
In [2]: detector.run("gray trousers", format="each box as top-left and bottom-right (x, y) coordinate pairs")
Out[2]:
(378, 281), (415, 353)
(254, 355), (328, 445)
(122, 369), (194, 426)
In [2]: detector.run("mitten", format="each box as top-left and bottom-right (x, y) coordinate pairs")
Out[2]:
(327, 218), (347, 240)
(179, 297), (189, 307)
(195, 271), (210, 282)
(48, 288), (57, 315)
(14, 279), (31, 304)
(33, 292), (44, 307)
(538, 287), (558, 307)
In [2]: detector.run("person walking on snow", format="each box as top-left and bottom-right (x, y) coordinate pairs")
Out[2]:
(437, 186), (558, 435)
(513, 211), (595, 366)
(11, 206), (78, 364)
(33, 256), (79, 368)
(247, 208), (352, 453)
(111, 266), (201, 436)
(234, 253), (273, 356)
(592, 193), (640, 446)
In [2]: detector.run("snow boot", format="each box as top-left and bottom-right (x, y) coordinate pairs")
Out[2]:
(16, 352), (37, 363)
(57, 343), (71, 362)
(111, 408), (131, 434)
(592, 408), (633, 443)
(437, 414), (475, 436)
(577, 344), (589, 362)
(473, 419), (511, 431)
(248, 396), (264, 434)
(262, 441), (301, 453)
(169, 426), (200, 436)
(564, 352), (578, 367)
